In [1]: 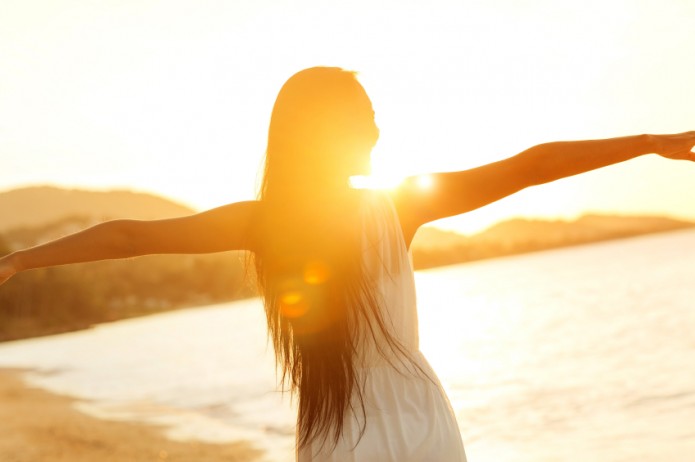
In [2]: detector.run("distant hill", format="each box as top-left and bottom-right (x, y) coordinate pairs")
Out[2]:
(411, 214), (695, 269)
(476, 214), (693, 244)
(410, 226), (465, 249)
(1, 186), (694, 341)
(0, 186), (194, 232)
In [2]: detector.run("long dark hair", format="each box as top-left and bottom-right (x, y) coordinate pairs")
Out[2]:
(252, 67), (411, 450)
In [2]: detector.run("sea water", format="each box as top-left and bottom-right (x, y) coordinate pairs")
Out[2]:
(1, 229), (694, 461)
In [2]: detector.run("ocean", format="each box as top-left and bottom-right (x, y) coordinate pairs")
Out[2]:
(1, 228), (694, 461)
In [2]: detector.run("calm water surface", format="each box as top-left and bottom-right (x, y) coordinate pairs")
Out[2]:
(1, 229), (694, 461)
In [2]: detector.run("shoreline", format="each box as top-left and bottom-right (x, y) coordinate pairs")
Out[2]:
(0, 368), (263, 462)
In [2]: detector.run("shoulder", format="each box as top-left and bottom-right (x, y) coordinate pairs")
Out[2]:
(387, 179), (434, 247)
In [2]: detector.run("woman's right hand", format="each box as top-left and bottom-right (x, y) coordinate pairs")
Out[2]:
(0, 255), (17, 286)
(650, 131), (695, 161)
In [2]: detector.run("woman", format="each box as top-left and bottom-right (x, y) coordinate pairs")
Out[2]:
(0, 67), (693, 461)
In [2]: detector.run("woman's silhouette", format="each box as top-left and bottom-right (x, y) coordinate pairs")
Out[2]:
(1, 67), (694, 461)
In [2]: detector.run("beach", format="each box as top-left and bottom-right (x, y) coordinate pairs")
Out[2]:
(0, 369), (262, 462)
(1, 230), (694, 461)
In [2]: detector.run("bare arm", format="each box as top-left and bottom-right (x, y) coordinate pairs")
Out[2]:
(0, 200), (258, 284)
(393, 132), (695, 244)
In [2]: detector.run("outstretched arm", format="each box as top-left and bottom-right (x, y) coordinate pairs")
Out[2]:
(393, 132), (695, 244)
(0, 200), (258, 285)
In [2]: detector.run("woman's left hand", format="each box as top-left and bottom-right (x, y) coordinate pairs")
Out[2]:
(650, 131), (695, 161)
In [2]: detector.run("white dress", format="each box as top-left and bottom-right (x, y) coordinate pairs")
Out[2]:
(298, 191), (467, 462)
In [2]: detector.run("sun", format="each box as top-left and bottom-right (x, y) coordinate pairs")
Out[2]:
(414, 174), (434, 190)
(349, 173), (403, 190)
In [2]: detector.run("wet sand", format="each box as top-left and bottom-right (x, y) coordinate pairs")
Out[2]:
(0, 369), (263, 462)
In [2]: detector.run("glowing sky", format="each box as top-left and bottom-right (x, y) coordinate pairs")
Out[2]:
(2, 0), (694, 233)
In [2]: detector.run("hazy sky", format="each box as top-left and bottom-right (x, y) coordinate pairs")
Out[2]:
(2, 0), (694, 233)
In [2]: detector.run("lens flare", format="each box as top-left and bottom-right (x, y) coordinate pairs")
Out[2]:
(279, 290), (309, 318)
(303, 260), (331, 285)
